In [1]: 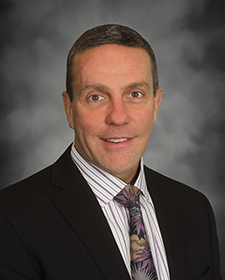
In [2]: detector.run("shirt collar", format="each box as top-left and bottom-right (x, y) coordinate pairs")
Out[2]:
(70, 144), (148, 207)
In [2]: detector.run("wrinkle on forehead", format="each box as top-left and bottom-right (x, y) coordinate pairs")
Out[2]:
(71, 45), (153, 96)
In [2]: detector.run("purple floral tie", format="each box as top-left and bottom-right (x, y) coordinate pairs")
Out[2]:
(114, 185), (157, 280)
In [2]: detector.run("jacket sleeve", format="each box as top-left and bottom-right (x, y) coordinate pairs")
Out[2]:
(0, 209), (40, 280)
(206, 198), (222, 280)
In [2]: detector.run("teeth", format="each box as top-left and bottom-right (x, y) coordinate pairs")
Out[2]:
(104, 138), (128, 143)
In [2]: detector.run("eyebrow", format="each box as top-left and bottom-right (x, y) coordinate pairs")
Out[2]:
(79, 83), (110, 96)
(79, 81), (150, 96)
(122, 81), (150, 92)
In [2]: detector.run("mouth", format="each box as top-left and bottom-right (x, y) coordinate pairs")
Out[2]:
(101, 138), (129, 144)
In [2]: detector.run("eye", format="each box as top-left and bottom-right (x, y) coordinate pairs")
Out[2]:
(88, 94), (104, 102)
(129, 91), (143, 98)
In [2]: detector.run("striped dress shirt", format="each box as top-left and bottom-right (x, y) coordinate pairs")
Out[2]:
(71, 144), (170, 280)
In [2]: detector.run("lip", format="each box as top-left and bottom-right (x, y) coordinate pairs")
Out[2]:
(100, 137), (133, 147)
(101, 137), (128, 143)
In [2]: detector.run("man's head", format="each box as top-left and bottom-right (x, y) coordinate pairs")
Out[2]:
(66, 24), (159, 101)
(63, 24), (162, 183)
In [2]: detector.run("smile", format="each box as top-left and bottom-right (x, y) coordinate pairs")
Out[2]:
(102, 138), (128, 143)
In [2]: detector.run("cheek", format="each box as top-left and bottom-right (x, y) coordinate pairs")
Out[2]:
(137, 110), (154, 133)
(73, 107), (103, 134)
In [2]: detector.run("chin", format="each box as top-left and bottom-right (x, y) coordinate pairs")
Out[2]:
(100, 158), (139, 178)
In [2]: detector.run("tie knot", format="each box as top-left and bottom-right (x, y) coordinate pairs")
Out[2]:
(114, 185), (141, 209)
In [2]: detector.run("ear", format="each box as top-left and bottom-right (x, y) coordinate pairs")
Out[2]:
(62, 91), (74, 129)
(153, 87), (162, 123)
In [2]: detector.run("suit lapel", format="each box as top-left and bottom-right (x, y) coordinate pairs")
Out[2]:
(144, 166), (189, 280)
(51, 146), (130, 280)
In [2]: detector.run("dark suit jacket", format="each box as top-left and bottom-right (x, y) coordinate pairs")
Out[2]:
(0, 146), (221, 280)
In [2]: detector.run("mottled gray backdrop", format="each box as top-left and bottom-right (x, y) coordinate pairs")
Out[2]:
(0, 0), (224, 276)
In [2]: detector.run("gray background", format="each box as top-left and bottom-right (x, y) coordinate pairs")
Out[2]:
(0, 0), (224, 276)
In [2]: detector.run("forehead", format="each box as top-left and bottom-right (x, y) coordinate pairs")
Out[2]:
(74, 44), (151, 72)
(71, 44), (152, 90)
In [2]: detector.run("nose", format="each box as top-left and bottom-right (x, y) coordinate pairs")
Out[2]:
(105, 97), (130, 126)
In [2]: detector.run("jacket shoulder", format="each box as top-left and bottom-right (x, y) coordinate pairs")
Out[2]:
(144, 165), (210, 205)
(0, 145), (73, 199)
(0, 164), (57, 214)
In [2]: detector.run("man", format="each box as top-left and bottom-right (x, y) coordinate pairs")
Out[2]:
(0, 24), (221, 280)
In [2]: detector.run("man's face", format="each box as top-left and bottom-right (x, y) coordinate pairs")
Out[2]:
(63, 44), (162, 183)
